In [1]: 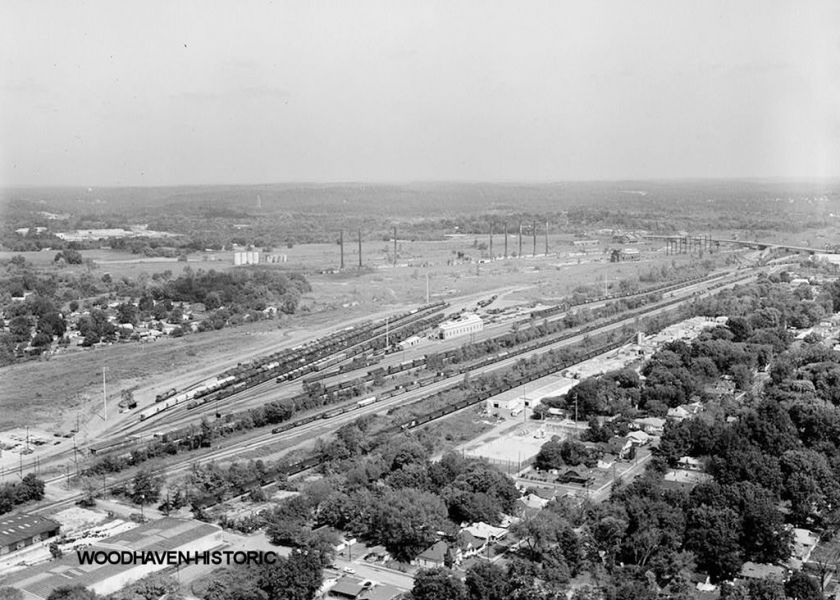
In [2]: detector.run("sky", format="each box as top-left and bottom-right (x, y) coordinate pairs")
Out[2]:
(1, 0), (839, 186)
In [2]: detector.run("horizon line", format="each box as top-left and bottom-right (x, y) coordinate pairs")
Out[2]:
(3, 175), (840, 190)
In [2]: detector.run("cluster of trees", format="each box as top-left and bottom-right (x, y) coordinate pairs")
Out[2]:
(161, 268), (310, 315)
(198, 549), (324, 600)
(0, 256), (313, 364)
(544, 275), (825, 421)
(534, 438), (598, 471)
(0, 473), (45, 514)
(478, 276), (840, 596)
(0, 266), (69, 362)
(266, 432), (519, 562)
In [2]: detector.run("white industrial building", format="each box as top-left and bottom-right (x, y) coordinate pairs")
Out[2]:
(234, 251), (261, 266)
(438, 314), (483, 340)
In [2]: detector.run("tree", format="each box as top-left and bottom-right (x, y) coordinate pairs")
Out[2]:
(258, 549), (323, 600)
(38, 312), (66, 337)
(49, 541), (63, 559)
(465, 562), (508, 600)
(411, 568), (467, 600)
(46, 587), (98, 600)
(54, 249), (83, 265)
(0, 588), (23, 600)
(131, 469), (162, 505)
(684, 505), (742, 582)
(108, 573), (179, 600)
(116, 303), (138, 325)
(201, 568), (267, 600)
(367, 487), (451, 561)
(8, 316), (32, 343)
(784, 571), (822, 600)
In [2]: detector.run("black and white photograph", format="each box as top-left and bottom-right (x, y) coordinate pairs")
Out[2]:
(1, 1), (840, 599)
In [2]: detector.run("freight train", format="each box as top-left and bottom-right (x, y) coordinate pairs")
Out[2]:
(135, 301), (447, 423)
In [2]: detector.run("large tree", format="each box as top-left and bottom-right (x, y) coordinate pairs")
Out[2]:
(411, 568), (467, 600)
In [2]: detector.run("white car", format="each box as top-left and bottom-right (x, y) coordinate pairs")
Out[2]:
(342, 567), (356, 574)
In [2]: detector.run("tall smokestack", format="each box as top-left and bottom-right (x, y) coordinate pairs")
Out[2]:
(393, 226), (397, 267)
(489, 223), (493, 259)
(358, 229), (362, 268)
(518, 222), (522, 257)
(504, 222), (508, 258)
(340, 230), (344, 269)
(532, 220), (537, 256)
(545, 221), (549, 255)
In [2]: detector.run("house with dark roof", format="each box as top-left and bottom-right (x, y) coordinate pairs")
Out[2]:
(0, 512), (60, 556)
(413, 540), (452, 569)
(328, 576), (371, 599)
(557, 469), (593, 485)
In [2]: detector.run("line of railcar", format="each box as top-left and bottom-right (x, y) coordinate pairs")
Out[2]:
(138, 301), (447, 422)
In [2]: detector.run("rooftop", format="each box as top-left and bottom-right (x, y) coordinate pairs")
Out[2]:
(0, 513), (60, 549)
(1, 518), (221, 599)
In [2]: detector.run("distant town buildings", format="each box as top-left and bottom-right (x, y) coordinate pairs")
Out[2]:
(53, 226), (176, 242)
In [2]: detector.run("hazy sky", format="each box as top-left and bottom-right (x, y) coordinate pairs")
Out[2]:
(2, 0), (839, 186)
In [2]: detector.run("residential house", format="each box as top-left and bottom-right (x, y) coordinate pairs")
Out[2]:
(666, 406), (691, 421)
(677, 456), (704, 472)
(627, 430), (651, 446)
(789, 528), (819, 568)
(633, 417), (665, 435)
(739, 562), (787, 583)
(327, 577), (372, 599)
(414, 540), (451, 569)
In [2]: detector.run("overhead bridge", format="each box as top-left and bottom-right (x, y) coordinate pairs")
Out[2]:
(642, 235), (838, 256)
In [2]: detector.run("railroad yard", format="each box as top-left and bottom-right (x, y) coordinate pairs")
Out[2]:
(0, 233), (833, 599)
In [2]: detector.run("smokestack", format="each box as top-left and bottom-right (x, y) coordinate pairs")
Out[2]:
(340, 230), (344, 270)
(393, 226), (397, 267)
(358, 229), (362, 268)
(518, 222), (522, 257)
(504, 222), (508, 258)
(545, 221), (549, 255)
(489, 222), (493, 259)
(532, 220), (537, 256)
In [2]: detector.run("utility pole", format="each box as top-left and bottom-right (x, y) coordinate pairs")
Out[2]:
(102, 367), (108, 420)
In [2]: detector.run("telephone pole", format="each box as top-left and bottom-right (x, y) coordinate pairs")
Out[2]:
(102, 367), (108, 420)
